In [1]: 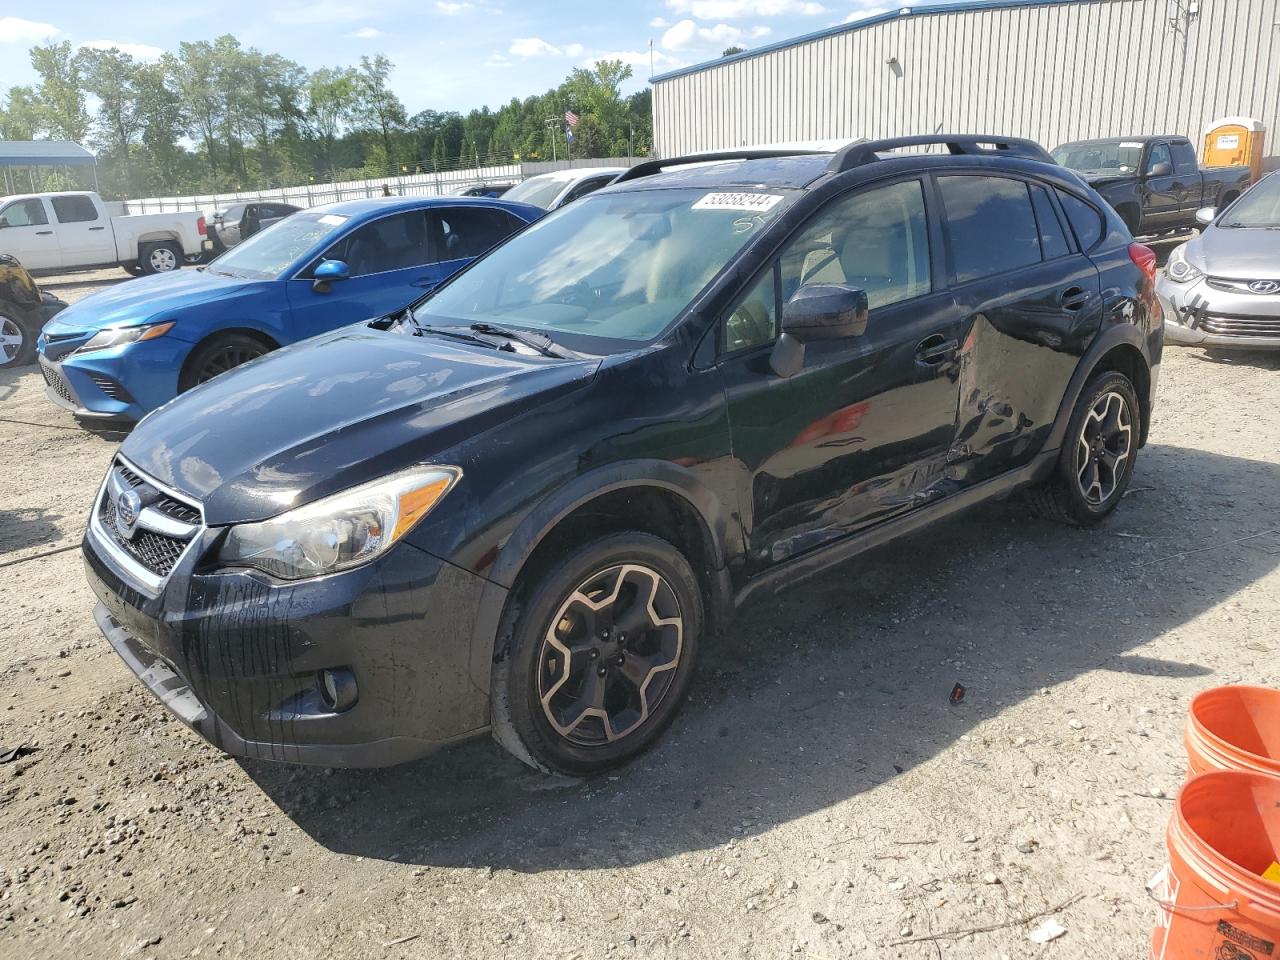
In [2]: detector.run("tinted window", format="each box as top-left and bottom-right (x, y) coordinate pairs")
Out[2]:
(722, 265), (778, 353)
(0, 199), (48, 227)
(1030, 185), (1071, 260)
(1146, 142), (1172, 174)
(780, 178), (931, 310)
(436, 207), (520, 261)
(939, 176), (1040, 282)
(563, 175), (616, 205)
(1056, 190), (1105, 249)
(50, 195), (98, 223)
(326, 211), (431, 276)
(1170, 140), (1198, 175)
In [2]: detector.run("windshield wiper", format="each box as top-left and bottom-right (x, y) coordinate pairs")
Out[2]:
(468, 322), (584, 360)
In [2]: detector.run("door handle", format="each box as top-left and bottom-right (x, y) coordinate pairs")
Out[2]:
(1059, 286), (1092, 311)
(36, 230), (53, 235)
(88, 226), (106, 231)
(915, 334), (958, 365)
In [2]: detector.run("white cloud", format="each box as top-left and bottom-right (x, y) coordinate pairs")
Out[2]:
(435, 1), (472, 12)
(649, 16), (670, 27)
(0, 16), (59, 44)
(347, 26), (382, 38)
(485, 52), (513, 67)
(666, 0), (824, 17)
(661, 19), (768, 50)
(564, 42), (584, 57)
(80, 39), (165, 60)
(843, 5), (888, 21)
(510, 37), (559, 56)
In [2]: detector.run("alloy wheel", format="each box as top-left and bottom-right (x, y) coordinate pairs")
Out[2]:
(537, 563), (684, 746)
(196, 345), (264, 383)
(0, 316), (25, 365)
(149, 246), (178, 272)
(1075, 391), (1132, 506)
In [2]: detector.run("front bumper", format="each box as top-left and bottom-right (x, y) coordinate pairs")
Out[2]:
(84, 510), (496, 767)
(1156, 273), (1280, 350)
(36, 336), (194, 421)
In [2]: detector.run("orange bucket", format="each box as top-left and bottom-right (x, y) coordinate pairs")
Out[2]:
(1150, 771), (1280, 960)
(1185, 686), (1280, 777)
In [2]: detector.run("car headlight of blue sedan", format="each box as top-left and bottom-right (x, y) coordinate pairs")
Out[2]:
(74, 321), (175, 356)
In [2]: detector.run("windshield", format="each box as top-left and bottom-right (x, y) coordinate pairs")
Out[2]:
(416, 187), (795, 348)
(1051, 140), (1145, 176)
(1218, 175), (1280, 228)
(210, 211), (348, 279)
(502, 175), (570, 209)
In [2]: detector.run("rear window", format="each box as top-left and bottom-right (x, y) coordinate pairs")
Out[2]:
(1056, 190), (1105, 249)
(939, 175), (1041, 283)
(51, 195), (98, 223)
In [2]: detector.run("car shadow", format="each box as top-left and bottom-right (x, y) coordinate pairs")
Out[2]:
(0, 505), (66, 557)
(1191, 348), (1280, 371)
(238, 444), (1276, 872)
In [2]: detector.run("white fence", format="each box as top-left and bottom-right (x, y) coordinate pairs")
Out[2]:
(123, 158), (641, 216)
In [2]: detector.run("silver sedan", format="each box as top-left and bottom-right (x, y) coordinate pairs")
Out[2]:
(1157, 171), (1280, 351)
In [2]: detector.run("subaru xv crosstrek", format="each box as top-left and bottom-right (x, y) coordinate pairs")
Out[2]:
(83, 137), (1162, 776)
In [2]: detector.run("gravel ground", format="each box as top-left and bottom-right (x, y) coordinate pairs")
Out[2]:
(1, 265), (1278, 960)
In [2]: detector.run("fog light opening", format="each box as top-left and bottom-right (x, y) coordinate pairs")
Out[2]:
(318, 668), (358, 713)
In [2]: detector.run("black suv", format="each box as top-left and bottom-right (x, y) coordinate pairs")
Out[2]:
(84, 137), (1162, 776)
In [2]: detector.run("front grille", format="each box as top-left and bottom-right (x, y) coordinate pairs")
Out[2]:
(88, 373), (134, 403)
(99, 498), (189, 576)
(1199, 315), (1280, 338)
(1206, 276), (1280, 295)
(41, 330), (85, 344)
(116, 463), (200, 522)
(40, 360), (78, 405)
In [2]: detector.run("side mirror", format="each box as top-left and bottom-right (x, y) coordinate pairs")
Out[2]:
(312, 259), (350, 294)
(1195, 206), (1216, 226)
(769, 284), (869, 378)
(1147, 161), (1173, 177)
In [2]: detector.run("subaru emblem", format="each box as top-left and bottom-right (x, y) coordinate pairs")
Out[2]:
(116, 489), (142, 535)
(1248, 279), (1279, 295)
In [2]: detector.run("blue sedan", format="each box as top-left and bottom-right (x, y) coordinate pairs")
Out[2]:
(36, 195), (543, 422)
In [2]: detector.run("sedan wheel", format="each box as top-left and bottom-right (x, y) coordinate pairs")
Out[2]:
(195, 343), (267, 384)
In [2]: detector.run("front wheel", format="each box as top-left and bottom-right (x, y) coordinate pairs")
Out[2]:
(491, 532), (703, 776)
(178, 333), (273, 391)
(1027, 370), (1140, 526)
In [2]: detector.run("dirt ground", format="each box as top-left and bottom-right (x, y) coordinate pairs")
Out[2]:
(1, 264), (1278, 960)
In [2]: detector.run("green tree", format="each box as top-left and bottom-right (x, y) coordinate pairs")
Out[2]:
(30, 41), (89, 142)
(0, 86), (43, 140)
(305, 67), (358, 179)
(353, 55), (406, 169)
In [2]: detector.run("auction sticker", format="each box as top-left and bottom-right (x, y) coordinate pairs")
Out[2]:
(693, 192), (784, 213)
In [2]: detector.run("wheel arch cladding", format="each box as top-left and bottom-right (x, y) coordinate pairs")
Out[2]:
(1091, 343), (1151, 447)
(467, 463), (738, 695)
(1047, 329), (1153, 454)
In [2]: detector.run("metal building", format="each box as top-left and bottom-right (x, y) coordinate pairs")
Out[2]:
(650, 0), (1280, 169)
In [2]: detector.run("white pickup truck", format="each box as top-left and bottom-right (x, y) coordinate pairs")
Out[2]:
(0, 191), (209, 276)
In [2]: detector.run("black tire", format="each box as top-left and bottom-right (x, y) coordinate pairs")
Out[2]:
(138, 241), (182, 275)
(1027, 370), (1140, 526)
(491, 532), (703, 776)
(178, 333), (273, 391)
(0, 305), (38, 367)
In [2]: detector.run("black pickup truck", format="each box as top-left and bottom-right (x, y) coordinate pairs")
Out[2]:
(1051, 135), (1251, 237)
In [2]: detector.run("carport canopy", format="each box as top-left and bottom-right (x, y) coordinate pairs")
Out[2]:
(0, 140), (96, 167)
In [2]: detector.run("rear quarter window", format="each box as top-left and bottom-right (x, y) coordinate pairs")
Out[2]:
(1056, 190), (1105, 249)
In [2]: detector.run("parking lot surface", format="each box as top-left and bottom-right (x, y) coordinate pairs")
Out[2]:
(2, 267), (1278, 959)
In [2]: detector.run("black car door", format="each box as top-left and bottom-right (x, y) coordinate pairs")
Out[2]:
(716, 176), (968, 571)
(1141, 141), (1182, 231)
(935, 173), (1103, 484)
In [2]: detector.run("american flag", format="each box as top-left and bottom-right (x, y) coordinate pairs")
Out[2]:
(564, 110), (579, 128)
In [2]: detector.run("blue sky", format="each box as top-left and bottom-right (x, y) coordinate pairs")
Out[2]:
(0, 1), (962, 115)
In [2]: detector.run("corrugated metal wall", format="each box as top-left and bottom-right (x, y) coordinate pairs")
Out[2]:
(653, 0), (1280, 167)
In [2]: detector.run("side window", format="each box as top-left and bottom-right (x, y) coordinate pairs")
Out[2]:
(1170, 140), (1199, 175)
(1056, 190), (1105, 250)
(1145, 142), (1172, 174)
(324, 211), (431, 277)
(939, 176), (1040, 282)
(1029, 185), (1072, 260)
(436, 208), (520, 262)
(563, 176), (614, 205)
(0, 199), (48, 227)
(722, 265), (778, 353)
(779, 178), (931, 310)
(50, 195), (99, 223)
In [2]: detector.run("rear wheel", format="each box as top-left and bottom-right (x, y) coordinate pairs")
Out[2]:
(491, 532), (703, 776)
(0, 307), (37, 367)
(178, 333), (273, 391)
(1027, 370), (1140, 526)
(138, 241), (182, 275)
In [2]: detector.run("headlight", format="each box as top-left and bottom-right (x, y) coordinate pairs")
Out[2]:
(1165, 244), (1203, 284)
(218, 465), (461, 580)
(74, 321), (174, 355)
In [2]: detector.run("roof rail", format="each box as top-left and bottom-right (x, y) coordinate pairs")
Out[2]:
(827, 135), (1054, 174)
(613, 148), (828, 183)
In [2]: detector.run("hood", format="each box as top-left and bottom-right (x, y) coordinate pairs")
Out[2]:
(41, 268), (264, 335)
(120, 326), (601, 524)
(1187, 226), (1280, 279)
